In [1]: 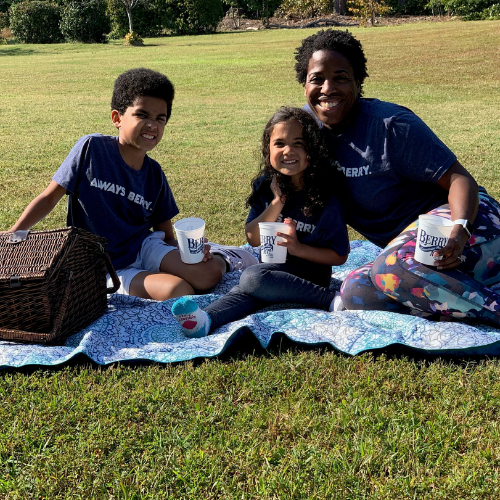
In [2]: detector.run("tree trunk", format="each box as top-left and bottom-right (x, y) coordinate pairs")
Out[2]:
(127, 9), (133, 32)
(334, 0), (346, 15)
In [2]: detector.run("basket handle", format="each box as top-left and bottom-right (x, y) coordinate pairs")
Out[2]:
(103, 251), (120, 294)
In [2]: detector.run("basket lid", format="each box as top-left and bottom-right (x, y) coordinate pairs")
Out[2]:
(0, 228), (75, 279)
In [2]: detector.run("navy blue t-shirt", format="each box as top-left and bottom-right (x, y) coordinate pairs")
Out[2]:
(304, 99), (456, 247)
(247, 176), (350, 258)
(53, 134), (179, 269)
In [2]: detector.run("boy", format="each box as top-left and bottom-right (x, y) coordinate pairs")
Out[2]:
(9, 68), (257, 301)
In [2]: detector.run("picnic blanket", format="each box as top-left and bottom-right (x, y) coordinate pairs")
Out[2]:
(2, 240), (500, 369)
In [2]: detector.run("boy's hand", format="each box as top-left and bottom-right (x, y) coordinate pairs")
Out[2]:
(276, 218), (302, 256)
(202, 238), (213, 262)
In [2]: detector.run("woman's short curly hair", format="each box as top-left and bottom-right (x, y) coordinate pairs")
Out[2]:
(294, 29), (368, 95)
(111, 68), (175, 119)
(247, 106), (341, 216)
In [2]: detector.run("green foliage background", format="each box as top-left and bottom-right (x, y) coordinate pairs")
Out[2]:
(59, 0), (110, 43)
(9, 0), (63, 43)
(3, 0), (500, 43)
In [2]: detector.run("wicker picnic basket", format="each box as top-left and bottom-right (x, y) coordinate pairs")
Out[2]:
(0, 227), (120, 344)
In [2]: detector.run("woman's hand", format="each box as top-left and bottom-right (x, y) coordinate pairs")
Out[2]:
(433, 226), (469, 269)
(276, 218), (303, 256)
(433, 160), (477, 269)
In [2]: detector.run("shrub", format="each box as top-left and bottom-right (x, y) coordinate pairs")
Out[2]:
(124, 30), (143, 44)
(0, 10), (7, 30)
(9, 1), (63, 43)
(424, 0), (499, 16)
(481, 2), (500, 17)
(385, 0), (429, 14)
(165, 0), (224, 35)
(60, 0), (110, 43)
(277, 0), (332, 18)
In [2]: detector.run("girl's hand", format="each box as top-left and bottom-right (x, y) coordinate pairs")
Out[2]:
(271, 177), (285, 204)
(276, 218), (302, 256)
(433, 226), (468, 269)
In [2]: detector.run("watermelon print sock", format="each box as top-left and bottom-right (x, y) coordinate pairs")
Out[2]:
(171, 297), (211, 338)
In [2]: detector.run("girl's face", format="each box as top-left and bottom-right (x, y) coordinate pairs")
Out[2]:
(269, 120), (308, 188)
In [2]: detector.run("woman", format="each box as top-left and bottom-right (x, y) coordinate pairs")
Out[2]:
(295, 29), (500, 325)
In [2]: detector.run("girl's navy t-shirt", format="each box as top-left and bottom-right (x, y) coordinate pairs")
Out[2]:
(247, 176), (350, 258)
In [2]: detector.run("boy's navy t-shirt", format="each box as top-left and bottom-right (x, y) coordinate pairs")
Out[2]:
(53, 134), (179, 269)
(247, 176), (350, 258)
(304, 98), (456, 248)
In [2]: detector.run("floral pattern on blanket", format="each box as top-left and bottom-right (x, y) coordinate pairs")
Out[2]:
(2, 241), (500, 368)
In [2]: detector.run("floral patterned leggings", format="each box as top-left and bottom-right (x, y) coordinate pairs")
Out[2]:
(340, 190), (500, 326)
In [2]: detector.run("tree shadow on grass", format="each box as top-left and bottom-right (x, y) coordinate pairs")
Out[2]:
(0, 46), (36, 56)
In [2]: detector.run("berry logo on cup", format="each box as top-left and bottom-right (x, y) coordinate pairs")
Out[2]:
(260, 238), (275, 259)
(174, 217), (206, 264)
(188, 236), (204, 255)
(418, 230), (449, 255)
(415, 215), (455, 266)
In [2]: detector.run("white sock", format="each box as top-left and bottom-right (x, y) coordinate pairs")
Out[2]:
(171, 297), (211, 338)
(330, 291), (345, 312)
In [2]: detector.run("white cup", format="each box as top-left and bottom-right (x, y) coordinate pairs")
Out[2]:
(174, 217), (205, 264)
(258, 222), (288, 264)
(415, 214), (455, 265)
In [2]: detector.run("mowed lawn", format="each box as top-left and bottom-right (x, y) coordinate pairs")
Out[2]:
(1, 20), (500, 499)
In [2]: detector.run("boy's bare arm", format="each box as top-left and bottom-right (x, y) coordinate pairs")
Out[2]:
(9, 181), (67, 232)
(154, 220), (177, 246)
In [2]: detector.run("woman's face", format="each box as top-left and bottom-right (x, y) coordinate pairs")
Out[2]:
(304, 50), (360, 133)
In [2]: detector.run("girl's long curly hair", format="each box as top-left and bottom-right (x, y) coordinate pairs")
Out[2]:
(247, 106), (340, 216)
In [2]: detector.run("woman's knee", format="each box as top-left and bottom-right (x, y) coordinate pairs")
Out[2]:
(340, 265), (374, 310)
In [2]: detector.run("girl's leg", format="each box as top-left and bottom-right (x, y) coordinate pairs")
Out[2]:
(172, 260), (336, 337)
(369, 193), (500, 325)
(237, 260), (336, 307)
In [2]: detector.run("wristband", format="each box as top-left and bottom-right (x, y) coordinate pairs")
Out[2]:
(453, 219), (473, 239)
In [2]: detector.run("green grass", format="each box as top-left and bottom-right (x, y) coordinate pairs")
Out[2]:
(1, 20), (500, 498)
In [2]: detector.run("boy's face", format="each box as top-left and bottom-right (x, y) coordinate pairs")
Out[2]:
(111, 96), (170, 155)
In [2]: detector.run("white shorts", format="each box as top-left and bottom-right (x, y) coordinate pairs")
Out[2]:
(106, 231), (177, 295)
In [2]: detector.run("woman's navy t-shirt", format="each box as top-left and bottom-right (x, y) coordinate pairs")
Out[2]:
(304, 98), (455, 248)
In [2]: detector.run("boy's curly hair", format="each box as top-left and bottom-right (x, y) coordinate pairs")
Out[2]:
(294, 29), (368, 95)
(247, 107), (341, 216)
(111, 68), (175, 119)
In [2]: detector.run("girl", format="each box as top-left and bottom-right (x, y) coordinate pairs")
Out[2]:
(171, 107), (350, 337)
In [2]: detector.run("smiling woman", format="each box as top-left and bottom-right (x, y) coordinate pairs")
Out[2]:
(295, 29), (500, 326)
(303, 50), (361, 134)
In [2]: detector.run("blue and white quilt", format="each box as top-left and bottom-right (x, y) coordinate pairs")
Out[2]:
(2, 240), (500, 369)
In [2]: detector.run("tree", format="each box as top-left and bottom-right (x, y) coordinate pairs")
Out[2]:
(334, 0), (347, 14)
(119, 0), (143, 32)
